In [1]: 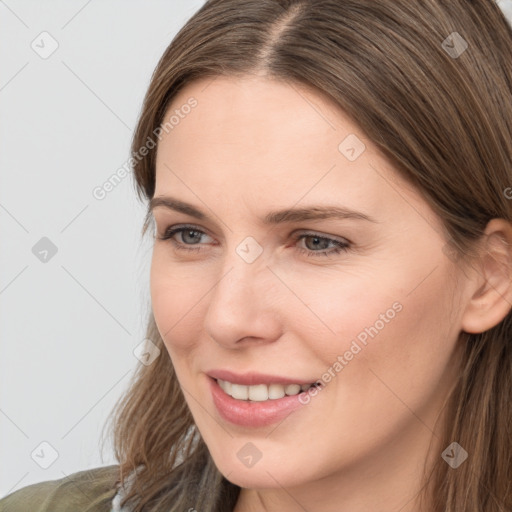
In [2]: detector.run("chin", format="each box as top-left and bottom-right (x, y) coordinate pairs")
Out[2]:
(221, 465), (295, 489)
(211, 450), (314, 490)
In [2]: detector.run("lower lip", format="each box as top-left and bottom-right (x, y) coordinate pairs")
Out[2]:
(209, 377), (308, 428)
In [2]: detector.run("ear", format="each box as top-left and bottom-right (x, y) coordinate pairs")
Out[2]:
(461, 218), (512, 334)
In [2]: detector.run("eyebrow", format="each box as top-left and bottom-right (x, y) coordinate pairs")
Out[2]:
(148, 196), (379, 225)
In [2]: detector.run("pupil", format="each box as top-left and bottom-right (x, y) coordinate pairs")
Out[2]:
(185, 230), (199, 243)
(307, 236), (326, 250)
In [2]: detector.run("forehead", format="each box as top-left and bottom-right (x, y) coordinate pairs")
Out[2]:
(153, 75), (429, 227)
(159, 75), (359, 160)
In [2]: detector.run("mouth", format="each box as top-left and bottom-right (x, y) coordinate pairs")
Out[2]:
(215, 378), (320, 402)
(208, 376), (318, 427)
(206, 369), (322, 426)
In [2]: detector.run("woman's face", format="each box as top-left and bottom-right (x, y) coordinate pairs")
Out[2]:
(150, 75), (469, 491)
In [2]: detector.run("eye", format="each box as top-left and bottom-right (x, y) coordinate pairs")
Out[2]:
(157, 225), (351, 258)
(157, 225), (214, 252)
(292, 233), (350, 258)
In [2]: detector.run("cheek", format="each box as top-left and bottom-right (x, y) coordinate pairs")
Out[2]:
(292, 257), (458, 399)
(150, 252), (204, 356)
(321, 267), (458, 416)
(276, 264), (405, 361)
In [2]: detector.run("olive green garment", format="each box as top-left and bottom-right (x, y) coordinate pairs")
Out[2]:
(0, 465), (120, 512)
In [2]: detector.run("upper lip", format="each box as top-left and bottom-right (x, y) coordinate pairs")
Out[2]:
(207, 369), (315, 386)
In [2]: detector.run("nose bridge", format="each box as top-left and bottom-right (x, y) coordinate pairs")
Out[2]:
(213, 234), (269, 307)
(203, 234), (281, 345)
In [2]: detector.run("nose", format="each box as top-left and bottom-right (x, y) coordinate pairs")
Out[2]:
(202, 242), (283, 349)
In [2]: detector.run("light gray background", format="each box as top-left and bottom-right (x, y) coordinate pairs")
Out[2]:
(0, 0), (204, 497)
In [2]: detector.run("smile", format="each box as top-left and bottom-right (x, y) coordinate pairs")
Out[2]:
(208, 376), (321, 428)
(217, 379), (317, 401)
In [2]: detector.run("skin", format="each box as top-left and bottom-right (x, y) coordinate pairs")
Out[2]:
(149, 74), (512, 512)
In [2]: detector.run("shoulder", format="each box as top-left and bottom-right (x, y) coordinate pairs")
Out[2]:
(0, 464), (120, 512)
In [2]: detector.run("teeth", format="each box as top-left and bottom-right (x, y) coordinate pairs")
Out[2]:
(249, 384), (268, 401)
(230, 383), (248, 400)
(268, 383), (285, 399)
(217, 379), (314, 401)
(218, 379), (232, 394)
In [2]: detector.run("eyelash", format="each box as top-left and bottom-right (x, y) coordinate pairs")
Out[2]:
(156, 225), (350, 258)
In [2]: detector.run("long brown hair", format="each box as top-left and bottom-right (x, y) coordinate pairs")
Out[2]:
(99, 1), (512, 510)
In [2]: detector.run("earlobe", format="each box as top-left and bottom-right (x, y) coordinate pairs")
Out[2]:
(460, 218), (512, 334)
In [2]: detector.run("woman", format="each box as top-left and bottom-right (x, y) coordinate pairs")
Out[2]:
(2, 0), (512, 511)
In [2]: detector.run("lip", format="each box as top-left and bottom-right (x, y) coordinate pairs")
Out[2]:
(207, 369), (316, 386)
(208, 376), (308, 428)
